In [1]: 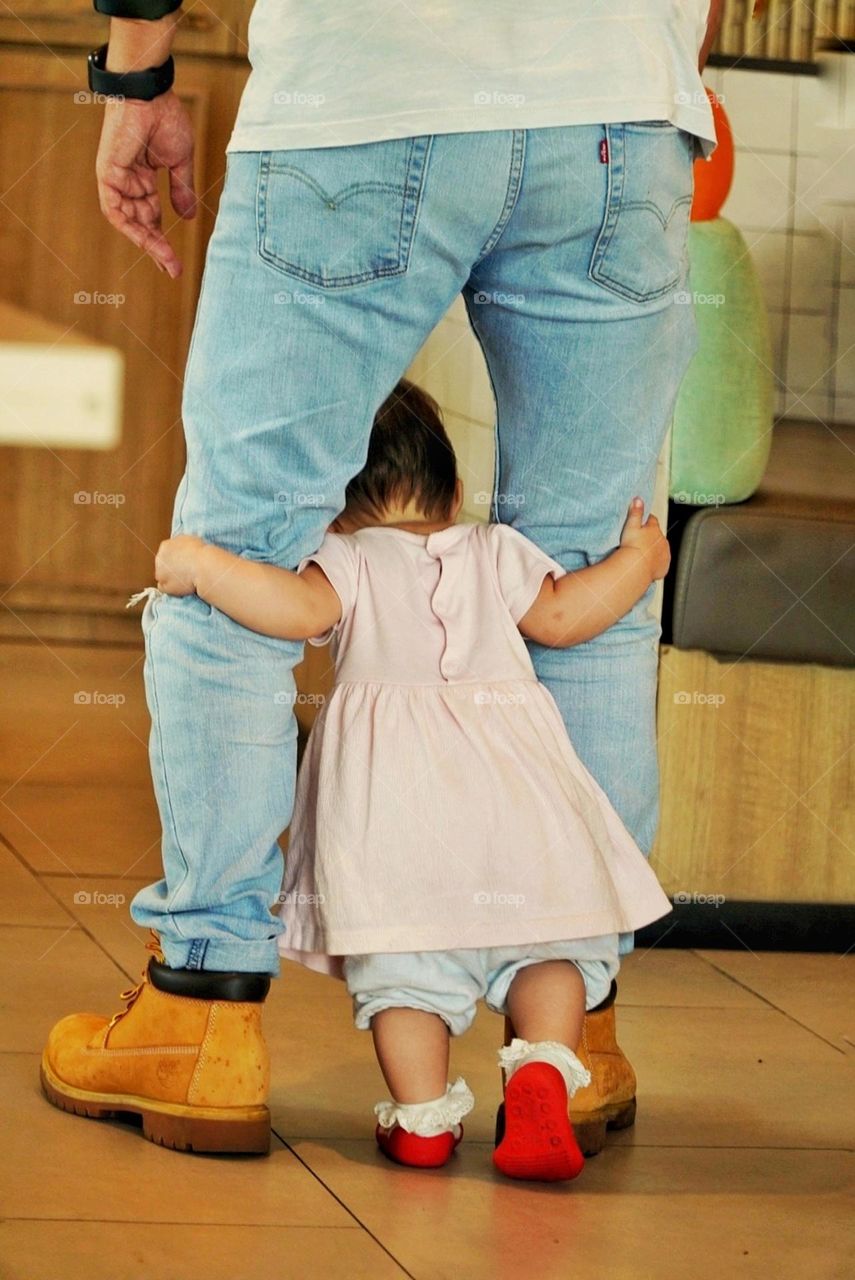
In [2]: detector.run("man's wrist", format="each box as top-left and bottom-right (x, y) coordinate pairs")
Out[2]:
(105, 12), (179, 74)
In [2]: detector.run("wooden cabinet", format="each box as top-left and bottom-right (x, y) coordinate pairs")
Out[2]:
(0, 9), (252, 641)
(0, 1), (249, 56)
(653, 646), (855, 906)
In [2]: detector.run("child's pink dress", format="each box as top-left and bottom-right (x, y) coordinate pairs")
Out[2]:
(278, 521), (671, 974)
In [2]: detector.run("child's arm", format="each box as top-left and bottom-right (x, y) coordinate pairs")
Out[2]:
(153, 535), (342, 641)
(518, 498), (670, 648)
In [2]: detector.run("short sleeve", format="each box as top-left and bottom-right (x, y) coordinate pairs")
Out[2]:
(490, 523), (566, 624)
(297, 531), (360, 646)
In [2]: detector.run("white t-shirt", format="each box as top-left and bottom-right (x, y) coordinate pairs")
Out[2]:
(227, 1), (717, 157)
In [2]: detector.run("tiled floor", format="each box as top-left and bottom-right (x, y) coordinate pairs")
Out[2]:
(1, 639), (853, 1280)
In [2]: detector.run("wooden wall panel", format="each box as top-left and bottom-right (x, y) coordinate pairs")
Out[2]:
(653, 645), (854, 904)
(1, 44), (249, 642)
(0, 1), (250, 55)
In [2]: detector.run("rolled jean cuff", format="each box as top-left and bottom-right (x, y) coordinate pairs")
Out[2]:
(159, 935), (281, 977)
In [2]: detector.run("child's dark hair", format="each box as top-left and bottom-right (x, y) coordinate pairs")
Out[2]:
(344, 379), (458, 522)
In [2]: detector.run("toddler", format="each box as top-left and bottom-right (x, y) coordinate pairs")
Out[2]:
(152, 378), (672, 1182)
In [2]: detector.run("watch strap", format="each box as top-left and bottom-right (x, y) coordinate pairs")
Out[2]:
(87, 43), (175, 100)
(93, 0), (182, 18)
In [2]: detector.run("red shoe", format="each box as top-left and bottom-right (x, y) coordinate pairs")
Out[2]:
(376, 1122), (463, 1169)
(493, 1062), (585, 1182)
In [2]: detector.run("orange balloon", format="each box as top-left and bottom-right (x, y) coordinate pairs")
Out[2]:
(691, 89), (734, 222)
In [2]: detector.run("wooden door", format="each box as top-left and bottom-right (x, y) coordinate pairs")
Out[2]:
(0, 40), (249, 642)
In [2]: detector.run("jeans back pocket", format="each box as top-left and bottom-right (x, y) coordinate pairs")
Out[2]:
(256, 135), (432, 289)
(589, 122), (694, 305)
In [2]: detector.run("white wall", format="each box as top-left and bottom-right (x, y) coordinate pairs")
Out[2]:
(704, 57), (855, 424)
(406, 294), (495, 523)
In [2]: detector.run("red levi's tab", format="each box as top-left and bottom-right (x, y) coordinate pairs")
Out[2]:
(599, 137), (609, 164)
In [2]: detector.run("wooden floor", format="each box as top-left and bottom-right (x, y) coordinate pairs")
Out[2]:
(0, 638), (852, 1280)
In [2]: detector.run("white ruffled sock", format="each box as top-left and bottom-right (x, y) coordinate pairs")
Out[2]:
(374, 1076), (475, 1138)
(498, 1038), (591, 1098)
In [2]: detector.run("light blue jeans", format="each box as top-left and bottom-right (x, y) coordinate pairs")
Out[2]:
(133, 123), (697, 974)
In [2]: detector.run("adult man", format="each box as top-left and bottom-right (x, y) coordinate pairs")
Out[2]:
(42, 1), (721, 1155)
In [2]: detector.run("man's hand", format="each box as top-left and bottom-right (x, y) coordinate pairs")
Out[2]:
(96, 11), (192, 277)
(96, 91), (196, 278)
(155, 534), (206, 595)
(619, 498), (671, 582)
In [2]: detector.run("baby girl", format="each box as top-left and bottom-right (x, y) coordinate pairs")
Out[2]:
(153, 378), (672, 1182)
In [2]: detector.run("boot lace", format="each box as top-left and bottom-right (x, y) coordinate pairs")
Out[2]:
(106, 931), (164, 1033)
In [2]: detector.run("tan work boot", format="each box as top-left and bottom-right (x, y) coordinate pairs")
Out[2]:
(567, 980), (637, 1155)
(496, 980), (636, 1158)
(41, 936), (271, 1154)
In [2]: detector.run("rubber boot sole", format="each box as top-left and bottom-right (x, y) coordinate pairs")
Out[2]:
(496, 1092), (636, 1158)
(570, 1095), (637, 1156)
(40, 1055), (270, 1154)
(493, 1062), (584, 1182)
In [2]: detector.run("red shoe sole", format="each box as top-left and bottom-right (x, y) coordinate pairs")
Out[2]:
(493, 1062), (585, 1182)
(376, 1124), (461, 1169)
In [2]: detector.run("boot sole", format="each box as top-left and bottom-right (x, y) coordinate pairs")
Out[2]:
(40, 1055), (270, 1154)
(570, 1095), (637, 1156)
(495, 1093), (636, 1158)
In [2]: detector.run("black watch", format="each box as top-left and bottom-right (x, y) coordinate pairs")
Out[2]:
(93, 0), (182, 17)
(87, 43), (175, 101)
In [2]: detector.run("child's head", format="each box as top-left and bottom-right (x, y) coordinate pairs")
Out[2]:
(338, 379), (461, 529)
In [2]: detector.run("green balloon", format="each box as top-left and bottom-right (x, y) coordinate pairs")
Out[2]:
(671, 219), (774, 507)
